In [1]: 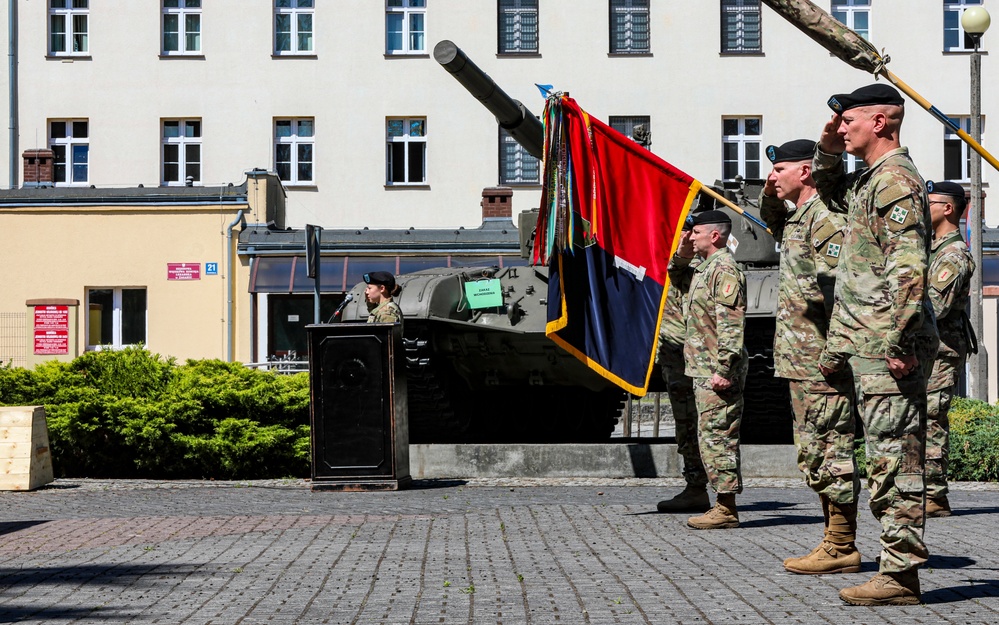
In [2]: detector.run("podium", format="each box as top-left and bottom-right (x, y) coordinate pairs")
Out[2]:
(307, 323), (410, 491)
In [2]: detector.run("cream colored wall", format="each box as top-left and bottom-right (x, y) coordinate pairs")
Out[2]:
(0, 206), (251, 363)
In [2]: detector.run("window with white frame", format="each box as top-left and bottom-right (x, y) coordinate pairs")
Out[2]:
(386, 117), (427, 185)
(162, 0), (201, 55)
(275, 118), (315, 185)
(162, 120), (202, 186)
(610, 0), (650, 54)
(722, 117), (762, 180)
(386, 0), (426, 55)
(498, 0), (538, 54)
(832, 0), (870, 41)
(87, 288), (147, 350)
(944, 116), (986, 181)
(275, 0), (314, 54)
(944, 0), (983, 51)
(49, 0), (88, 56)
(721, 0), (762, 54)
(499, 128), (540, 184)
(841, 153), (868, 174)
(609, 115), (652, 149)
(50, 119), (89, 185)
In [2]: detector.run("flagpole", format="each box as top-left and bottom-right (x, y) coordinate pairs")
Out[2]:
(697, 185), (773, 235)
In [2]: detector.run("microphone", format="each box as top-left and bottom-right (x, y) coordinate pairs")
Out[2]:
(328, 294), (354, 323)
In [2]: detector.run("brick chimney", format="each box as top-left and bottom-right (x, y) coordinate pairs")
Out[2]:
(481, 186), (513, 220)
(23, 149), (55, 188)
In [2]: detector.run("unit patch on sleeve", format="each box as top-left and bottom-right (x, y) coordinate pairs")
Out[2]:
(716, 274), (740, 307)
(889, 205), (909, 225)
(826, 242), (841, 258)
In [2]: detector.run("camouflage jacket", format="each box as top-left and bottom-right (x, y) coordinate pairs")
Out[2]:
(660, 254), (702, 345)
(367, 300), (403, 324)
(929, 229), (975, 360)
(812, 146), (937, 366)
(760, 191), (846, 380)
(671, 248), (748, 379)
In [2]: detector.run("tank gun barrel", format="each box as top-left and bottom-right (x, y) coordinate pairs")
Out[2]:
(434, 40), (545, 159)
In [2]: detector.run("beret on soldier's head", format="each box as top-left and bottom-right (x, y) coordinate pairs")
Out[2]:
(766, 139), (817, 164)
(681, 213), (695, 231)
(689, 210), (732, 226)
(827, 83), (904, 113)
(364, 271), (396, 288)
(927, 180), (968, 209)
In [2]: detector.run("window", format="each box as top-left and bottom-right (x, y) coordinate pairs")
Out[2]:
(499, 128), (540, 184)
(944, 116), (986, 181)
(275, 118), (315, 185)
(162, 120), (201, 186)
(386, 117), (426, 185)
(609, 115), (652, 148)
(386, 0), (426, 54)
(831, 0), (870, 40)
(722, 117), (762, 180)
(721, 0), (762, 54)
(944, 0), (983, 51)
(498, 0), (538, 54)
(275, 0), (314, 54)
(50, 119), (89, 185)
(49, 0), (88, 56)
(841, 153), (867, 174)
(162, 0), (201, 55)
(87, 288), (147, 350)
(610, 0), (650, 54)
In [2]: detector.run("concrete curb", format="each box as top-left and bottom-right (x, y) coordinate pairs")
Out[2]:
(410, 443), (800, 479)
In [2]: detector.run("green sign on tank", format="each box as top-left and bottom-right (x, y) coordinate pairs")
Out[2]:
(464, 279), (503, 309)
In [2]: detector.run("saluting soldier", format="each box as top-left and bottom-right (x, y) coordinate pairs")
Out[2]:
(670, 209), (748, 530)
(923, 180), (976, 518)
(812, 83), (939, 606)
(364, 271), (404, 324)
(759, 139), (859, 575)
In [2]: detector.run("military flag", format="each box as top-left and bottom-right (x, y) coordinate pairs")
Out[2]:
(535, 95), (700, 396)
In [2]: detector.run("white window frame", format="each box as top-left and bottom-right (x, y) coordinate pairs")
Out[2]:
(944, 0), (983, 52)
(722, 116), (762, 181)
(49, 119), (89, 186)
(48, 0), (89, 56)
(275, 118), (315, 186)
(609, 115), (652, 149)
(162, 0), (202, 55)
(944, 116), (986, 182)
(720, 0), (762, 54)
(842, 153), (867, 174)
(275, 0), (315, 55)
(386, 117), (427, 185)
(86, 287), (148, 351)
(609, 0), (650, 54)
(386, 0), (426, 55)
(831, 0), (870, 41)
(162, 119), (202, 186)
(499, 128), (540, 185)
(498, 0), (539, 54)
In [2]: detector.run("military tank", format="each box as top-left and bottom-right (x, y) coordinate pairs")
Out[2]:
(339, 41), (792, 444)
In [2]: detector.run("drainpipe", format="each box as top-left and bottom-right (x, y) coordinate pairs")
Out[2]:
(8, 0), (17, 189)
(226, 209), (246, 362)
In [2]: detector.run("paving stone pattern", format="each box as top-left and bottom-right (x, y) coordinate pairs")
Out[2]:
(0, 478), (996, 624)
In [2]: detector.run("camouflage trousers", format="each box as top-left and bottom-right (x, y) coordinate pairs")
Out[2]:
(787, 377), (859, 504)
(692, 364), (747, 495)
(849, 352), (932, 574)
(925, 355), (963, 499)
(660, 340), (707, 488)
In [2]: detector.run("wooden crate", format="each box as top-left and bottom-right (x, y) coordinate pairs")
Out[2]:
(0, 406), (54, 491)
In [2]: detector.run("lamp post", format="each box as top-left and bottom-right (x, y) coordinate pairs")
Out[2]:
(962, 6), (991, 401)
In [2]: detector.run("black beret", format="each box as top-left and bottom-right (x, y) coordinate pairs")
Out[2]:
(689, 210), (732, 226)
(927, 180), (967, 202)
(766, 139), (817, 164)
(827, 83), (904, 113)
(364, 271), (396, 288)
(681, 213), (695, 231)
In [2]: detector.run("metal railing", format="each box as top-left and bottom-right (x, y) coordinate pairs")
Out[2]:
(614, 391), (676, 439)
(245, 351), (309, 374)
(0, 313), (26, 369)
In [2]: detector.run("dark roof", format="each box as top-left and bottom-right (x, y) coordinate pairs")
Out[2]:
(0, 183), (248, 206)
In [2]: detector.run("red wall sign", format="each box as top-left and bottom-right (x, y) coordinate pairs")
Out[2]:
(33, 305), (69, 355)
(167, 263), (201, 280)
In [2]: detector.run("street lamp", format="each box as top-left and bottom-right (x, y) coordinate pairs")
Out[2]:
(962, 6), (990, 400)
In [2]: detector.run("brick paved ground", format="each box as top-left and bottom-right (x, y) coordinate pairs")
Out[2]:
(0, 478), (996, 624)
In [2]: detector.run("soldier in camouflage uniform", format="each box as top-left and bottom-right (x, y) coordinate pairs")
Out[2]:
(923, 180), (976, 518)
(364, 271), (404, 324)
(657, 216), (709, 513)
(669, 210), (748, 530)
(812, 84), (939, 606)
(759, 139), (860, 575)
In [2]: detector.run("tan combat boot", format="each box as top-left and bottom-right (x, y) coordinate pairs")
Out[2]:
(784, 499), (861, 575)
(657, 484), (710, 513)
(839, 570), (921, 606)
(687, 493), (739, 529)
(926, 496), (952, 518)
